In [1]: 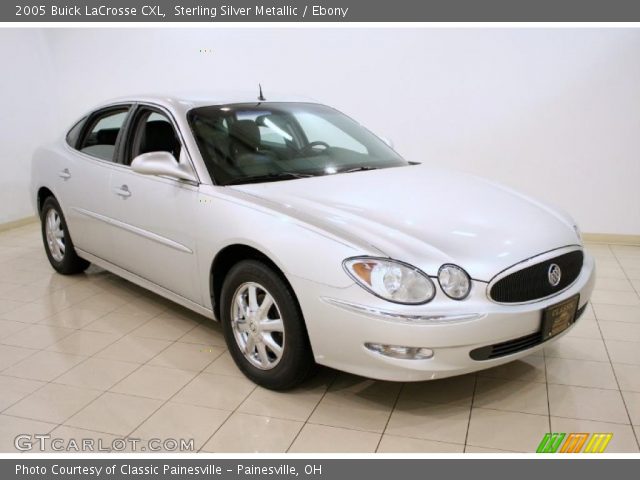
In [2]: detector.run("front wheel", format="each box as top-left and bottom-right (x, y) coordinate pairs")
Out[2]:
(220, 260), (315, 390)
(41, 197), (90, 275)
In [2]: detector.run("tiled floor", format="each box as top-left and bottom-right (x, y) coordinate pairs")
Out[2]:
(0, 223), (639, 453)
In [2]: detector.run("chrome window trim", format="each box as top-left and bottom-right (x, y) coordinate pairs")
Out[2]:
(486, 244), (584, 305)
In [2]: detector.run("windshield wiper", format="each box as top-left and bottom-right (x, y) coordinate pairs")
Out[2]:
(339, 166), (379, 173)
(225, 172), (314, 186)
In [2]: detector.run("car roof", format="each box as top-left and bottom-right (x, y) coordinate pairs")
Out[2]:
(102, 92), (322, 115)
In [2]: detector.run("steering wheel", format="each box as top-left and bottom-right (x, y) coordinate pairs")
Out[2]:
(299, 141), (330, 155)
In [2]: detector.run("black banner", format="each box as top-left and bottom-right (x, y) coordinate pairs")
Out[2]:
(4, 459), (640, 480)
(5, 0), (640, 22)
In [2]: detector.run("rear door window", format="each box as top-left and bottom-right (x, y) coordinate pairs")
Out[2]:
(78, 108), (130, 162)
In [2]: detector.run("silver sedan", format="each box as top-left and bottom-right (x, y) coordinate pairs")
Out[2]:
(31, 94), (595, 389)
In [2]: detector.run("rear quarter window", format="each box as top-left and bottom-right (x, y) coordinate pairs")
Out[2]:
(65, 116), (87, 149)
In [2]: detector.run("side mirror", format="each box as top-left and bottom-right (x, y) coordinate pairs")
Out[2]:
(131, 151), (197, 182)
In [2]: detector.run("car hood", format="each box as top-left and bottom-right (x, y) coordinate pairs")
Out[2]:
(231, 164), (580, 281)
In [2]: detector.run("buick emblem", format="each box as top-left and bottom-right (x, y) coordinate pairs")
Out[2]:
(548, 264), (562, 287)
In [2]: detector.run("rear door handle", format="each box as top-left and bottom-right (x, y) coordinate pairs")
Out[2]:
(58, 168), (71, 180)
(114, 185), (131, 198)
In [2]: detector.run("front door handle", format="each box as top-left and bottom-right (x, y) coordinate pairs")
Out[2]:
(114, 185), (131, 198)
(58, 168), (71, 180)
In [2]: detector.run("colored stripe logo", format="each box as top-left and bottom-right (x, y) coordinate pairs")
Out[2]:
(537, 433), (565, 453)
(584, 433), (613, 453)
(537, 433), (613, 453)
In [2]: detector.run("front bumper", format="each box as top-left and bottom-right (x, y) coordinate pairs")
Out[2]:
(292, 252), (596, 381)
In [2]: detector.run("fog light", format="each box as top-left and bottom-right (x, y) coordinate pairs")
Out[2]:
(365, 343), (434, 360)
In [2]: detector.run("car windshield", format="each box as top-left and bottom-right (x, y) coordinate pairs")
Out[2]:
(187, 102), (410, 186)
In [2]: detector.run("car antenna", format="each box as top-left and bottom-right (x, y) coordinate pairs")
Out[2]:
(258, 83), (266, 102)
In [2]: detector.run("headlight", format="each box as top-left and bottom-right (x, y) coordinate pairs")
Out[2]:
(438, 264), (471, 300)
(343, 257), (436, 305)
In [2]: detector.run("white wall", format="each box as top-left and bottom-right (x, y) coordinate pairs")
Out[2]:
(0, 30), (58, 224)
(3, 28), (640, 234)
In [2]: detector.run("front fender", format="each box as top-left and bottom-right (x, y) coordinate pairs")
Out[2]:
(195, 187), (371, 307)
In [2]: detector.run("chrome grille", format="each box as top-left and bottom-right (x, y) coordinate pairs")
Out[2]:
(489, 250), (584, 303)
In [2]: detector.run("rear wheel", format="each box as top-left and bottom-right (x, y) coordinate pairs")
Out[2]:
(41, 197), (90, 275)
(220, 260), (315, 390)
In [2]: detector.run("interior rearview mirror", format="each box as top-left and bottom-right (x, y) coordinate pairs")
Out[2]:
(131, 151), (197, 182)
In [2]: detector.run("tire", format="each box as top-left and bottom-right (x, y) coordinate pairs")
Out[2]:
(220, 260), (315, 390)
(40, 196), (90, 275)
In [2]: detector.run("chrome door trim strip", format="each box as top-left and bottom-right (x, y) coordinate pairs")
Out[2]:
(72, 207), (193, 254)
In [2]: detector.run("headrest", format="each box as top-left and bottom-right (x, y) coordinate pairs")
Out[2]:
(97, 128), (119, 146)
(142, 120), (177, 154)
(229, 120), (260, 150)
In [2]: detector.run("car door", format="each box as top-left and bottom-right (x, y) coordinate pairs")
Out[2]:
(61, 105), (132, 259)
(106, 105), (201, 303)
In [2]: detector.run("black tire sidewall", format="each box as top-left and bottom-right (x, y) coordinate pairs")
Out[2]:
(220, 260), (313, 390)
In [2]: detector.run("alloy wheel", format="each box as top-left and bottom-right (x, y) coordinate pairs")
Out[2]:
(45, 208), (65, 262)
(231, 282), (285, 370)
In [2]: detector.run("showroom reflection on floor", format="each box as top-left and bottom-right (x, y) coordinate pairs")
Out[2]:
(0, 223), (639, 453)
